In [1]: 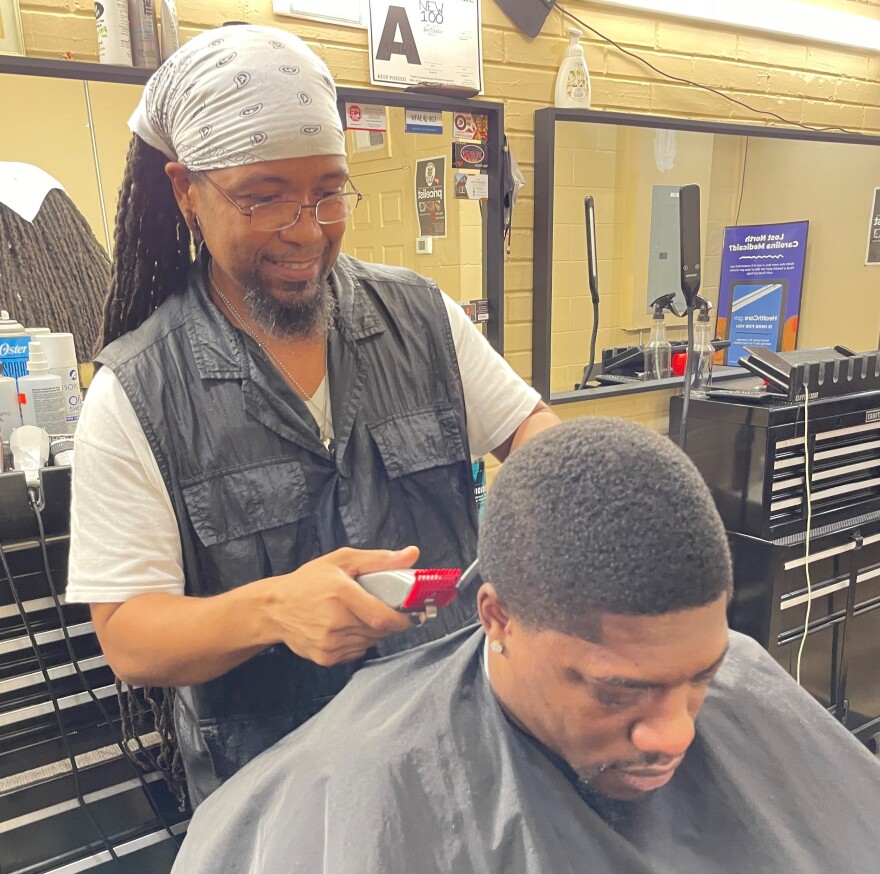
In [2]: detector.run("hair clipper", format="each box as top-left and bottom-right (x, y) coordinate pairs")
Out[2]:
(358, 559), (480, 619)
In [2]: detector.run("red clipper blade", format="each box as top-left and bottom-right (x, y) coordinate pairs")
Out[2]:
(400, 568), (462, 611)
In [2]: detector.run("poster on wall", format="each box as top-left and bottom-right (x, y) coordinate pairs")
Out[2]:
(866, 187), (880, 266)
(415, 156), (446, 238)
(453, 171), (488, 200)
(452, 111), (489, 142)
(344, 103), (387, 132)
(404, 109), (443, 134)
(716, 221), (809, 366)
(452, 141), (489, 172)
(367, 0), (483, 92)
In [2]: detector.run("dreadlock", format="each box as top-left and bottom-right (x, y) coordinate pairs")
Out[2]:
(116, 680), (187, 812)
(0, 187), (108, 362)
(101, 134), (195, 810)
(98, 134), (195, 354)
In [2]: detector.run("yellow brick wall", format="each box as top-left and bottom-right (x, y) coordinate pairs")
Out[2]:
(549, 123), (725, 394)
(552, 123), (622, 393)
(16, 0), (880, 436)
(340, 110), (472, 299)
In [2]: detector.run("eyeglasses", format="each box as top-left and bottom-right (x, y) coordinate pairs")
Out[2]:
(200, 173), (362, 232)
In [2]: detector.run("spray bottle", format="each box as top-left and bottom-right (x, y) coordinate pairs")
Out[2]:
(690, 298), (715, 393)
(17, 341), (67, 434)
(555, 28), (591, 109)
(644, 295), (674, 380)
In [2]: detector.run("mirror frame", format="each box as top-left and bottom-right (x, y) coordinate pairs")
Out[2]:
(531, 106), (880, 402)
(0, 58), (506, 354)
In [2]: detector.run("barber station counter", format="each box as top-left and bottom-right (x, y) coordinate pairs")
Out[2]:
(545, 367), (745, 433)
(548, 366), (745, 405)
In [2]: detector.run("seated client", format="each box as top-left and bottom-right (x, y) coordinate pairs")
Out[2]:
(173, 418), (880, 873)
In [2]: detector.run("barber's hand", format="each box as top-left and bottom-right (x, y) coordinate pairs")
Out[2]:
(263, 547), (419, 667)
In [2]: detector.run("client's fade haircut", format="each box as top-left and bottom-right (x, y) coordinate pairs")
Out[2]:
(479, 418), (733, 639)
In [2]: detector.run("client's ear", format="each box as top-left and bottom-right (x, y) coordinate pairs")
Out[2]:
(477, 583), (511, 640)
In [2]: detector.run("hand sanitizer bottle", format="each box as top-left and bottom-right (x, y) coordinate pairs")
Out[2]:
(555, 28), (592, 109)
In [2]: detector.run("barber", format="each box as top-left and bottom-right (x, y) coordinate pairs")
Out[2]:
(67, 24), (558, 807)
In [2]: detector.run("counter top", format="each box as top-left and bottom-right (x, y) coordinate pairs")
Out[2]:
(548, 366), (745, 405)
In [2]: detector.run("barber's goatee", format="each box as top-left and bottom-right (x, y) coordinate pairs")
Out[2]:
(243, 278), (336, 340)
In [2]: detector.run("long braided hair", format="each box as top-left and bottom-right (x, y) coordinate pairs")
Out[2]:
(0, 188), (108, 361)
(98, 135), (195, 353)
(103, 134), (196, 810)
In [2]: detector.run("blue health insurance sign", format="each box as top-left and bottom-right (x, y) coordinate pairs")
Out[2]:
(716, 221), (809, 366)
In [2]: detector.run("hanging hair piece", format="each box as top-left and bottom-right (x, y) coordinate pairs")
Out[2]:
(0, 187), (109, 361)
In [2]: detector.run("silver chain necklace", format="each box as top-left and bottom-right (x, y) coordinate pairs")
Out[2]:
(207, 261), (333, 452)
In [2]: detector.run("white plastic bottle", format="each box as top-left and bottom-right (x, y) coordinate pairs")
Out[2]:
(95, 0), (134, 66)
(0, 362), (22, 443)
(555, 28), (591, 109)
(38, 333), (83, 435)
(159, 0), (180, 61)
(18, 341), (67, 434)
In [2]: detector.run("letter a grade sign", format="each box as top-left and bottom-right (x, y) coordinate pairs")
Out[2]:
(368, 1), (483, 91)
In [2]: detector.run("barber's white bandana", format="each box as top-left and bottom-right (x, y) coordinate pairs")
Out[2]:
(129, 25), (346, 170)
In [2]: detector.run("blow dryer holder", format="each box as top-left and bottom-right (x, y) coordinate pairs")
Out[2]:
(0, 466), (187, 872)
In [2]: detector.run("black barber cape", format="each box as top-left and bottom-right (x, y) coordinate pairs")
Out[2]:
(172, 628), (880, 873)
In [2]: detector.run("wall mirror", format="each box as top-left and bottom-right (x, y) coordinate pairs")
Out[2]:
(532, 108), (880, 402)
(0, 61), (505, 352)
(341, 102), (493, 335)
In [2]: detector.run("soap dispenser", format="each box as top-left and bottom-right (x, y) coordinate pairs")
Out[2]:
(555, 28), (591, 109)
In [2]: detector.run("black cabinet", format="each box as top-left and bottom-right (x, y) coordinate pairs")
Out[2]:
(672, 394), (880, 747)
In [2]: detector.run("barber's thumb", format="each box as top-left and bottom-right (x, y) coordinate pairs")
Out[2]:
(337, 545), (420, 577)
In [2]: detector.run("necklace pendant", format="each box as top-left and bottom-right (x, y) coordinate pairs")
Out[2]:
(322, 436), (334, 454)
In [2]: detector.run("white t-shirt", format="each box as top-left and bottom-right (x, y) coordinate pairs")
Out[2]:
(66, 293), (539, 604)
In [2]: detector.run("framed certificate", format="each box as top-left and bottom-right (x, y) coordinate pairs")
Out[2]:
(0, 0), (24, 56)
(272, 1), (365, 28)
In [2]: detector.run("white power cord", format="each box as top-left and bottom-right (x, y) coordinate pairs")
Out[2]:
(796, 389), (812, 686)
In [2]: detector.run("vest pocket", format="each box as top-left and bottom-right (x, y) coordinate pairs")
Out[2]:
(368, 405), (468, 478)
(367, 405), (472, 560)
(181, 457), (312, 547)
